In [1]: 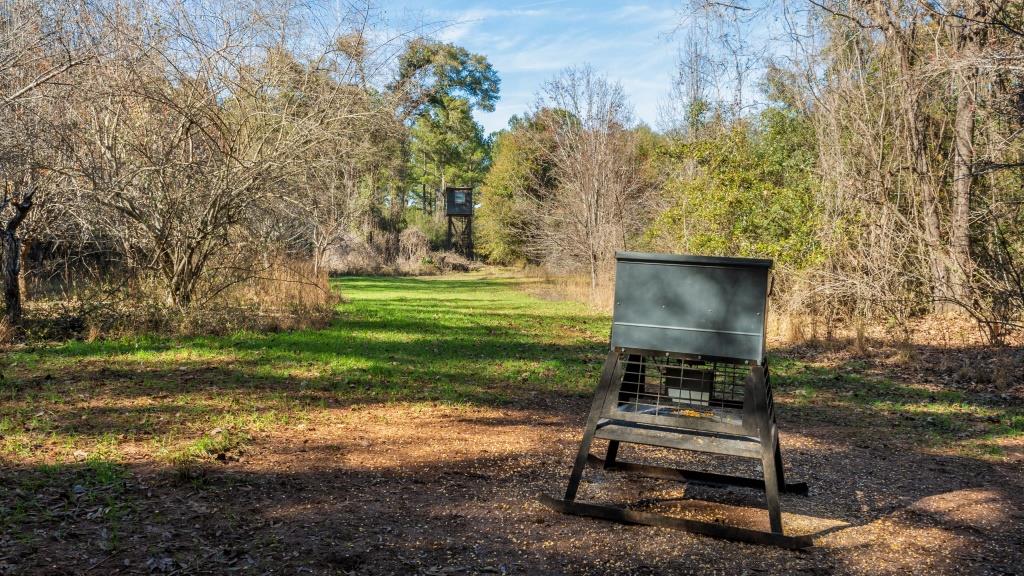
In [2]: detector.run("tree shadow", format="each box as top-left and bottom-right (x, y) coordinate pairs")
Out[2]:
(2, 425), (1022, 575)
(3, 275), (1023, 573)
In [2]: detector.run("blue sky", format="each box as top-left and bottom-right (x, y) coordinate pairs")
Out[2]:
(378, 1), (685, 134)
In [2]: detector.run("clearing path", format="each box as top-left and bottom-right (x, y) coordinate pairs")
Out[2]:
(1, 273), (1022, 574)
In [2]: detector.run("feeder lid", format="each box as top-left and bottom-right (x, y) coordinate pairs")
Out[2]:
(611, 252), (772, 363)
(615, 251), (773, 269)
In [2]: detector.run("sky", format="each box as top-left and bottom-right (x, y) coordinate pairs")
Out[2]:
(377, 1), (685, 134)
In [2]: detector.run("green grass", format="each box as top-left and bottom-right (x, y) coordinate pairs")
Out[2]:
(3, 271), (1018, 567)
(770, 354), (1023, 457)
(4, 275), (609, 401)
(0, 271), (1018, 467)
(0, 273), (609, 463)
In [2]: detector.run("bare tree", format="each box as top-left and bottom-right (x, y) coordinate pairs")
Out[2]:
(0, 0), (91, 326)
(660, 35), (715, 135)
(64, 0), (357, 309)
(523, 66), (651, 294)
(775, 0), (1024, 337)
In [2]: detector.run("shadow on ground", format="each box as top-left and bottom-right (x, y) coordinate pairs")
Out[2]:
(2, 411), (1022, 575)
(1, 275), (1022, 574)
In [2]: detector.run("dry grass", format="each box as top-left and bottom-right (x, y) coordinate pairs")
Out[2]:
(513, 264), (1023, 358)
(327, 245), (484, 277)
(225, 258), (338, 311)
(16, 257), (340, 341)
(769, 310), (1023, 351)
(511, 265), (1022, 407)
(0, 318), (15, 345)
(426, 251), (483, 273)
(518, 269), (615, 312)
(773, 312), (813, 343)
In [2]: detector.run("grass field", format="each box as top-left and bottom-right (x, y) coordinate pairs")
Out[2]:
(1, 272), (1022, 574)
(1, 274), (607, 464)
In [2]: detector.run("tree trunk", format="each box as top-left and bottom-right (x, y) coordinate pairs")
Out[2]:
(437, 169), (446, 223)
(949, 66), (976, 304)
(920, 166), (950, 309)
(2, 183), (33, 327)
(905, 84), (949, 309)
(867, 0), (954, 311)
(170, 275), (193, 310)
(947, 2), (987, 307)
(2, 231), (23, 326)
(18, 239), (30, 303)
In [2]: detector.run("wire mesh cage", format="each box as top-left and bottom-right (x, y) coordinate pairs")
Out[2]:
(617, 353), (747, 415)
(603, 350), (755, 437)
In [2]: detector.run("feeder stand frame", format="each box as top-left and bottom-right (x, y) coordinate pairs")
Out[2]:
(540, 252), (812, 548)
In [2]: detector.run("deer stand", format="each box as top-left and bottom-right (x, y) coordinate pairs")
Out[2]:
(541, 253), (812, 549)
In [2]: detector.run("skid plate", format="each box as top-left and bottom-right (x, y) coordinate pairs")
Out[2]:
(538, 494), (812, 549)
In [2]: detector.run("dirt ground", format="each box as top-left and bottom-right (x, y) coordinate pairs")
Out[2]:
(2, 274), (1023, 575)
(4, 392), (1022, 576)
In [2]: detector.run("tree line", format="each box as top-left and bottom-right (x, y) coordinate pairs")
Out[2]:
(3, 0), (1022, 343)
(1, 0), (496, 334)
(477, 0), (1024, 342)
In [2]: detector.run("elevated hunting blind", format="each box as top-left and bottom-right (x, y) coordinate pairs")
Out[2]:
(445, 186), (473, 259)
(541, 252), (812, 548)
(445, 187), (473, 216)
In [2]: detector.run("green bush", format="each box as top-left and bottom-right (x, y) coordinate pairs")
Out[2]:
(644, 107), (821, 271)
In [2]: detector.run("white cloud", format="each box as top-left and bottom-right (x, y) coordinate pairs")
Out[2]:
(612, 4), (680, 23)
(436, 7), (550, 43)
(496, 36), (604, 72)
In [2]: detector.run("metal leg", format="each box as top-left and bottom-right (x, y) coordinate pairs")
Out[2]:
(765, 361), (788, 491)
(750, 365), (784, 534)
(604, 441), (620, 469)
(564, 426), (597, 501)
(773, 440), (787, 488)
(565, 351), (620, 502)
(761, 433), (783, 534)
(546, 355), (809, 547)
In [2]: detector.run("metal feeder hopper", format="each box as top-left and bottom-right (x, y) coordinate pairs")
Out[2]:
(541, 252), (811, 548)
